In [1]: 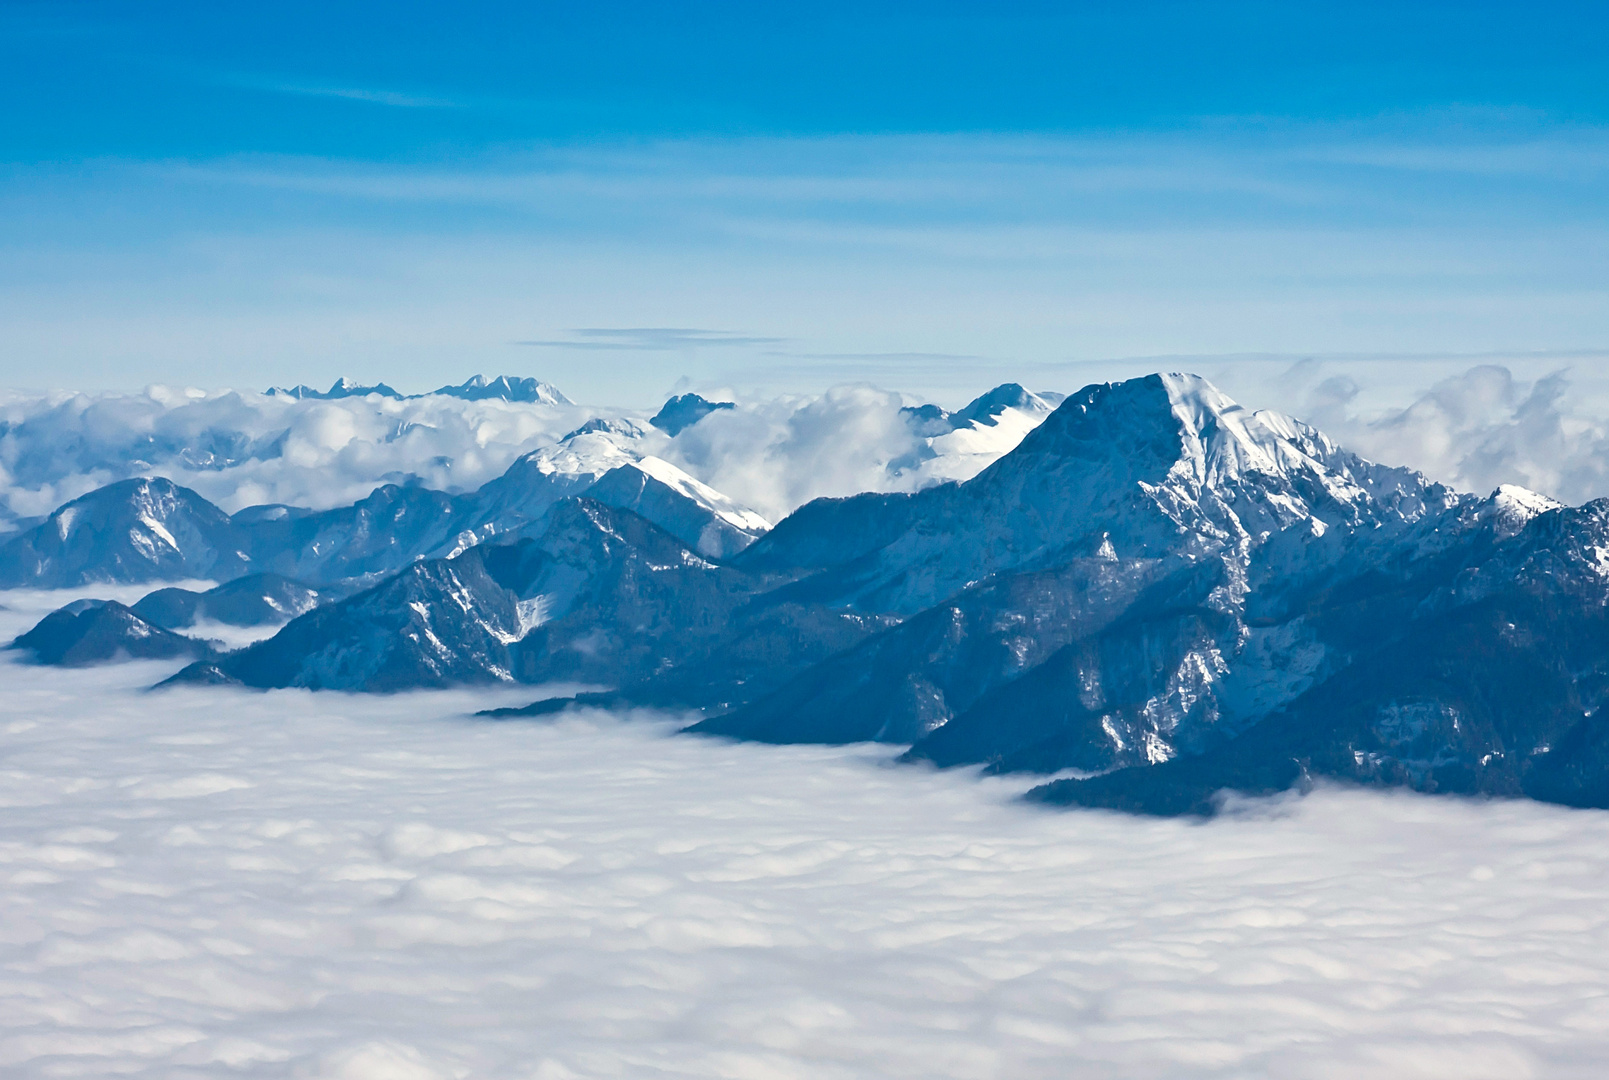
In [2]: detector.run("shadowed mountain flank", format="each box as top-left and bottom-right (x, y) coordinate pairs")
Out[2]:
(16, 373), (1609, 814)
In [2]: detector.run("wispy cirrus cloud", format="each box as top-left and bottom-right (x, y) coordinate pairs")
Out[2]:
(518, 328), (785, 351)
(770, 350), (986, 362)
(272, 83), (460, 109)
(5, 124), (1608, 402)
(221, 74), (463, 109)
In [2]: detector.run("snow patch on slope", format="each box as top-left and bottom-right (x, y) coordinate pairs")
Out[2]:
(632, 456), (772, 536)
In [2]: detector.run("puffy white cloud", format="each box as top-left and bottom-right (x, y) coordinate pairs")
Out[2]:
(1, 590), (1607, 1079)
(1276, 363), (1609, 505)
(0, 383), (1050, 530)
(659, 386), (929, 522)
(0, 386), (601, 520)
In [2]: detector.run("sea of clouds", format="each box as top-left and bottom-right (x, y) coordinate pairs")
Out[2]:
(6, 363), (1609, 535)
(0, 588), (1607, 1079)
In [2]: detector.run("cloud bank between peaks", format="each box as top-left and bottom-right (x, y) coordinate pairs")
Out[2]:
(3, 363), (1608, 533)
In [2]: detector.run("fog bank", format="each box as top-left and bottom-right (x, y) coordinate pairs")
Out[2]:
(1, 592), (1607, 1079)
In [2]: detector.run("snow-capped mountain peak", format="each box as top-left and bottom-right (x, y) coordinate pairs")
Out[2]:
(1160, 372), (1316, 487)
(431, 375), (574, 405)
(521, 432), (640, 480)
(1489, 483), (1563, 526)
(585, 456), (771, 559)
(630, 457), (772, 535)
(950, 382), (1056, 429)
(1005, 373), (1449, 545)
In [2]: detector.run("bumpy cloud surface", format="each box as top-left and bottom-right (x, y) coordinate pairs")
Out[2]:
(1, 590), (1606, 1079)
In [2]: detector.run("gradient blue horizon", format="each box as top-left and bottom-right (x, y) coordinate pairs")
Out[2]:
(1, 1), (1606, 406)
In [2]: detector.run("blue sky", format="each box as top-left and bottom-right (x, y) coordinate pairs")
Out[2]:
(1, 1), (1607, 405)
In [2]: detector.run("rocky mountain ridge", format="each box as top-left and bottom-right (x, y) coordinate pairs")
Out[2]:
(0, 431), (772, 589)
(267, 374), (573, 405)
(12, 372), (1609, 815)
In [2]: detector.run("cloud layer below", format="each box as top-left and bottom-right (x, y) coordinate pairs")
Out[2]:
(1, 591), (1607, 1079)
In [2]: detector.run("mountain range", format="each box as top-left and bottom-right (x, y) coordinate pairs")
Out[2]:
(0, 429), (769, 590)
(267, 374), (574, 405)
(11, 372), (1609, 815)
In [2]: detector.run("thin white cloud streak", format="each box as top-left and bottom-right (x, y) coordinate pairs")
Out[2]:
(205, 76), (460, 110)
(0, 590), (1607, 1079)
(2, 217), (1601, 409)
(148, 126), (1609, 212)
(1293, 135), (1609, 178)
(198, 67), (470, 110)
(520, 328), (786, 350)
(268, 84), (461, 109)
(201, 66), (633, 120)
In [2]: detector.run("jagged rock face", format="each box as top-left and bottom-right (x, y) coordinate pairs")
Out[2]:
(562, 417), (647, 441)
(442, 440), (770, 563)
(0, 475), (467, 590)
(438, 434), (640, 557)
(0, 433), (772, 588)
(697, 555), (1199, 745)
(0, 478), (246, 588)
(503, 502), (875, 704)
(702, 374), (1467, 770)
(11, 600), (214, 666)
(245, 484), (465, 583)
(901, 560), (1246, 771)
(269, 377), (403, 400)
(950, 382), (1056, 428)
(742, 375), (1452, 619)
(430, 375), (572, 404)
(182, 499), (870, 697)
(898, 382), (1058, 437)
(206, 547), (532, 691)
(1029, 496), (1609, 814)
(268, 374), (573, 405)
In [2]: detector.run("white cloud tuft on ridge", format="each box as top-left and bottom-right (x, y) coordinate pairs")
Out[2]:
(1279, 363), (1609, 505)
